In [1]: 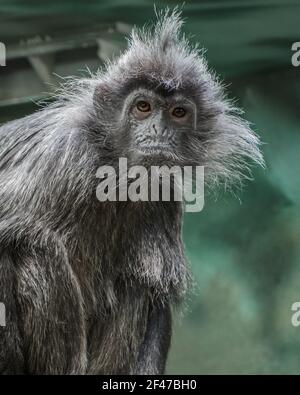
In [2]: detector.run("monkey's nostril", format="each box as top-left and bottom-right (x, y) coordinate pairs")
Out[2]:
(152, 125), (158, 134)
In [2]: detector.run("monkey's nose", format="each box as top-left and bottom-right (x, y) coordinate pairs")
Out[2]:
(152, 124), (167, 136)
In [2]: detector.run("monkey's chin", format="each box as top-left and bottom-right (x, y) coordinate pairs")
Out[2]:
(135, 146), (180, 166)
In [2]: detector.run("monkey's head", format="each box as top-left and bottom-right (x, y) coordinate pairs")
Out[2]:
(91, 9), (263, 187)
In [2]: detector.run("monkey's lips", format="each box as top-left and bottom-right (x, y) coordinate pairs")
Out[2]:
(134, 144), (180, 166)
(137, 143), (174, 155)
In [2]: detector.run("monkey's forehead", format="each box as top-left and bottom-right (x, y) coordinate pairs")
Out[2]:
(99, 59), (210, 104)
(115, 75), (201, 98)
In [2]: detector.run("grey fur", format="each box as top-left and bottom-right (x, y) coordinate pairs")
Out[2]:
(0, 9), (263, 374)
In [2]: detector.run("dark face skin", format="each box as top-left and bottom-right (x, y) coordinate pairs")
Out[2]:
(119, 88), (197, 165)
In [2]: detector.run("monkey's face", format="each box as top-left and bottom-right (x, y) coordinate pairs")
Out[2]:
(118, 88), (197, 166)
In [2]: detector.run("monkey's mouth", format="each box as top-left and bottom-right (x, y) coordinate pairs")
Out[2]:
(134, 143), (181, 167)
(137, 143), (174, 155)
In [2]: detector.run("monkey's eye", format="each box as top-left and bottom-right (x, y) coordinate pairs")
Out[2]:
(136, 101), (151, 113)
(172, 107), (186, 118)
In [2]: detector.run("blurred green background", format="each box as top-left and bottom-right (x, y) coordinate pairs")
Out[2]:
(1, 0), (300, 374)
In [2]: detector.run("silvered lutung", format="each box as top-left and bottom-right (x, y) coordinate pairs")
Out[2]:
(0, 10), (263, 374)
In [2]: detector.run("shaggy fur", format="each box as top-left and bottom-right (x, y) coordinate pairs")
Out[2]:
(0, 9), (263, 374)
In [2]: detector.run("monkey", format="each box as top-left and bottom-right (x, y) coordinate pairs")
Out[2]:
(0, 10), (263, 375)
